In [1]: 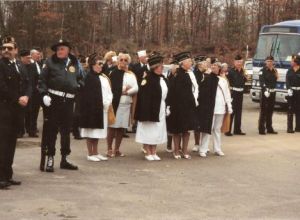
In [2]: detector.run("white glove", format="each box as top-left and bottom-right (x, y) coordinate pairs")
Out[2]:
(288, 89), (293, 96)
(103, 104), (109, 112)
(43, 95), (52, 107)
(228, 107), (233, 114)
(264, 91), (270, 98)
(166, 106), (171, 117)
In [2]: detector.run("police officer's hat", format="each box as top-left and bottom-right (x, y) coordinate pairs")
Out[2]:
(148, 53), (164, 68)
(174, 51), (191, 63)
(265, 55), (274, 61)
(294, 55), (300, 65)
(51, 39), (72, 51)
(234, 54), (243, 61)
(19, 49), (30, 57)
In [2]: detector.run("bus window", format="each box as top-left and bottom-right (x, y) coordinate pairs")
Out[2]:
(274, 35), (300, 62)
(254, 35), (277, 60)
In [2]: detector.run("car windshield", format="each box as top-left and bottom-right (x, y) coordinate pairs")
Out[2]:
(254, 34), (300, 62)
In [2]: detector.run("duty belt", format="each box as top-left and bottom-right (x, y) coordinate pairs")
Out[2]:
(291, 87), (300, 91)
(231, 87), (244, 92)
(48, 89), (75, 99)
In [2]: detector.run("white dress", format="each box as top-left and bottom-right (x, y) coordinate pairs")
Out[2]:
(80, 75), (113, 139)
(109, 72), (138, 129)
(135, 78), (168, 145)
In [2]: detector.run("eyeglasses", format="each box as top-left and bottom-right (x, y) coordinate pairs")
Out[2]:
(1, 46), (14, 51)
(120, 59), (128, 62)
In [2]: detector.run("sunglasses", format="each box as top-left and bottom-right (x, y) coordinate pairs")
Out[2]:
(2, 46), (14, 51)
(120, 59), (128, 62)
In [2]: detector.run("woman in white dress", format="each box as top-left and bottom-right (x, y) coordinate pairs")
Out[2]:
(199, 61), (233, 157)
(79, 54), (113, 162)
(107, 53), (138, 157)
(135, 54), (168, 161)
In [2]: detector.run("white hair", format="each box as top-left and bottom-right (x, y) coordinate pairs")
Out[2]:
(118, 53), (131, 64)
(30, 49), (39, 56)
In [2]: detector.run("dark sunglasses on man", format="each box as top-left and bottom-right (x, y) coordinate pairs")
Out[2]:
(1, 46), (14, 51)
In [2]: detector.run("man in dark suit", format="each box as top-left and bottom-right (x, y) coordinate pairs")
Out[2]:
(0, 36), (31, 189)
(129, 50), (149, 86)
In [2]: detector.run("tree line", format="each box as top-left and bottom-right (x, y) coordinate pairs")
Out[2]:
(0, 0), (299, 62)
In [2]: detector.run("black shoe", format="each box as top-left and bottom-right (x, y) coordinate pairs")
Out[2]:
(74, 136), (84, 140)
(295, 129), (300, 132)
(225, 132), (233, 136)
(259, 131), (266, 135)
(123, 134), (130, 138)
(267, 130), (278, 134)
(60, 156), (78, 170)
(234, 132), (246, 135)
(0, 181), (10, 189)
(287, 129), (295, 133)
(46, 156), (54, 172)
(8, 179), (21, 185)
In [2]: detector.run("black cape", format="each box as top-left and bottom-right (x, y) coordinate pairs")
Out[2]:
(196, 72), (219, 134)
(167, 67), (197, 134)
(79, 71), (104, 129)
(109, 68), (125, 114)
(134, 71), (168, 122)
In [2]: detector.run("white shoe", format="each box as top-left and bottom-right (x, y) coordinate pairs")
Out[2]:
(152, 154), (161, 161)
(87, 155), (100, 162)
(145, 155), (154, 161)
(95, 154), (108, 161)
(192, 145), (199, 152)
(199, 152), (207, 158)
(215, 151), (225, 156)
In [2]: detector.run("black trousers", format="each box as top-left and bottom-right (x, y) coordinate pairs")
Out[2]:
(43, 94), (74, 156)
(0, 102), (19, 181)
(25, 92), (40, 134)
(293, 91), (300, 131)
(259, 92), (276, 132)
(229, 91), (244, 133)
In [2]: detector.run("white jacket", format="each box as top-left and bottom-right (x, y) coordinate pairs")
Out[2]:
(119, 72), (138, 104)
(214, 77), (233, 114)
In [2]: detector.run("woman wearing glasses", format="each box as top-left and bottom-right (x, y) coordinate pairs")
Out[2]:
(79, 53), (113, 162)
(107, 53), (138, 157)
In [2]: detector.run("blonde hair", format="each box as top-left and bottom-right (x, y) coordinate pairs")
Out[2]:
(104, 51), (117, 61)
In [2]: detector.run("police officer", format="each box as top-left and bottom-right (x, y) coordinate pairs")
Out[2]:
(258, 56), (278, 135)
(0, 36), (31, 189)
(38, 39), (84, 172)
(286, 55), (300, 133)
(225, 55), (247, 136)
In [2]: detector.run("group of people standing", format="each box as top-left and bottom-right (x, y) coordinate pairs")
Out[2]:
(1, 35), (300, 190)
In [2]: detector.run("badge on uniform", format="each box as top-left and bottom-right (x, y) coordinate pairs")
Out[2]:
(68, 66), (76, 73)
(141, 79), (147, 86)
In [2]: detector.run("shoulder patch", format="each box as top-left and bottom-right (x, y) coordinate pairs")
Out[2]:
(141, 79), (147, 86)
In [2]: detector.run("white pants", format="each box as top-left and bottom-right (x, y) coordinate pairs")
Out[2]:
(199, 114), (224, 153)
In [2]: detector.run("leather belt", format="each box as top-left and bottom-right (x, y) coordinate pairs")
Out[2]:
(48, 89), (75, 99)
(231, 87), (244, 92)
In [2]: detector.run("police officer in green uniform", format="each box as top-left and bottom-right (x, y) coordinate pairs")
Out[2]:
(38, 40), (84, 172)
(258, 56), (278, 135)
